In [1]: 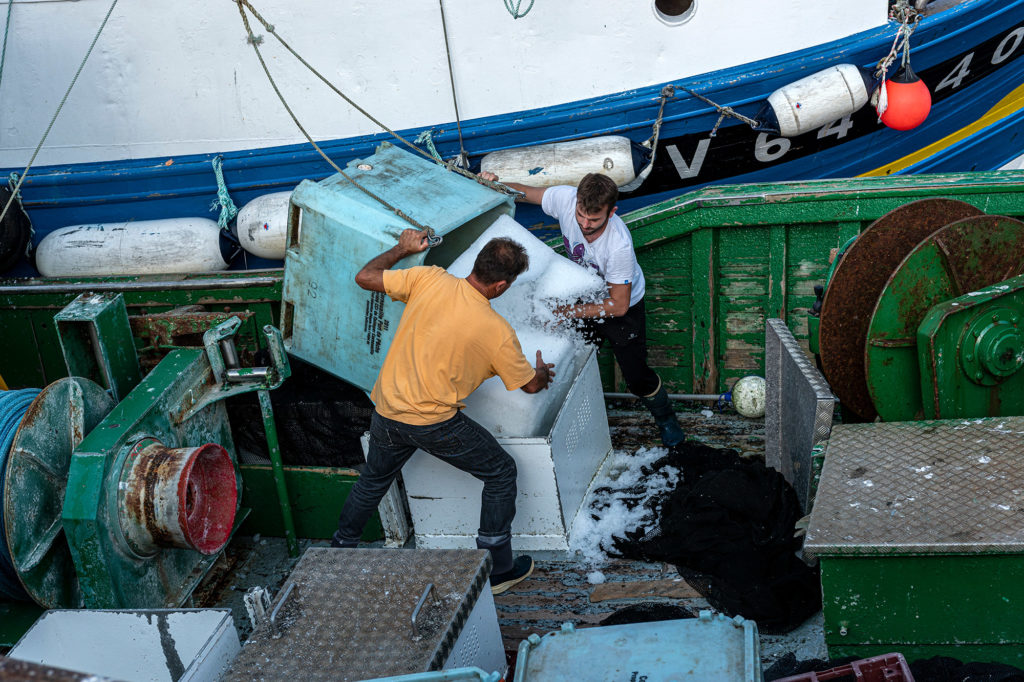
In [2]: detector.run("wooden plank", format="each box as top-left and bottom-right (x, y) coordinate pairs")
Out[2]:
(589, 578), (702, 602)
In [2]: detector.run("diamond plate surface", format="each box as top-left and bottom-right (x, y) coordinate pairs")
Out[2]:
(222, 548), (491, 681)
(806, 417), (1024, 557)
(765, 318), (836, 512)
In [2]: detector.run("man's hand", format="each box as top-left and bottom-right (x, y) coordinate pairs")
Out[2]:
(396, 228), (430, 256)
(355, 228), (432, 292)
(521, 350), (556, 393)
(478, 172), (546, 205)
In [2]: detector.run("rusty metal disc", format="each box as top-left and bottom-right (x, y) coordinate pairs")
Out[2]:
(819, 198), (982, 420)
(3, 377), (114, 607)
(865, 214), (1024, 421)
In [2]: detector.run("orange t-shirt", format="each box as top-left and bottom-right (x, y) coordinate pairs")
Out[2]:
(370, 266), (536, 425)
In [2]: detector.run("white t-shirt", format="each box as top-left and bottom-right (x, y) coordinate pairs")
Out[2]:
(541, 185), (645, 307)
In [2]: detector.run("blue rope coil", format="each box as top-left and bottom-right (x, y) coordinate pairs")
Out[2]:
(0, 388), (41, 601)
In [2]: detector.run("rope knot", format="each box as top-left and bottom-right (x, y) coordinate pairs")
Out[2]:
(210, 156), (239, 229)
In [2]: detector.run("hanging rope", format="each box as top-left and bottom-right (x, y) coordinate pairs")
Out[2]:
(209, 156), (239, 228)
(619, 85), (675, 193)
(414, 130), (445, 163)
(676, 85), (760, 137)
(233, 0), (517, 198)
(0, 388), (41, 601)
(7, 172), (33, 257)
(619, 84), (760, 192)
(503, 0), (535, 19)
(438, 0), (468, 167)
(235, 0), (442, 238)
(875, 1), (921, 118)
(0, 0), (13, 92)
(0, 0), (119, 229)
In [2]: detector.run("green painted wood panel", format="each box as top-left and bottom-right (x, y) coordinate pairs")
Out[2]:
(240, 464), (383, 541)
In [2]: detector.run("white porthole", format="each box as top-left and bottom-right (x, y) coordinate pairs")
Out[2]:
(653, 0), (696, 26)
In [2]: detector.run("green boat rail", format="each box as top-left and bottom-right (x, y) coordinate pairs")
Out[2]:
(5, 171), (1024, 396)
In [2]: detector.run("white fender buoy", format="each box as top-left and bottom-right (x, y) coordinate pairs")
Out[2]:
(756, 64), (875, 138)
(36, 218), (229, 277)
(236, 191), (293, 260)
(480, 136), (637, 188)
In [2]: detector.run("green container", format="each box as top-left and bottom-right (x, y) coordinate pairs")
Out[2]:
(806, 416), (1024, 665)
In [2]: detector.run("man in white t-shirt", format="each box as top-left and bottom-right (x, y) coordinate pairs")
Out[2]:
(480, 171), (685, 447)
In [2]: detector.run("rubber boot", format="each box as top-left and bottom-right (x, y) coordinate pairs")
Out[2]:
(477, 535), (534, 595)
(640, 382), (686, 447)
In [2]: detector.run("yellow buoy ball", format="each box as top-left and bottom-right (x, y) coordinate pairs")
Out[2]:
(732, 376), (766, 418)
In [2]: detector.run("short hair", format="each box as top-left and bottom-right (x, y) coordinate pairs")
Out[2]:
(577, 173), (619, 214)
(471, 237), (529, 284)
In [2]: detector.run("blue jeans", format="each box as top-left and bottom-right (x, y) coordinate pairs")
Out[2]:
(335, 410), (518, 546)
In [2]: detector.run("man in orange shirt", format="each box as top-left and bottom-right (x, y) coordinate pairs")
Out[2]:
(333, 228), (555, 594)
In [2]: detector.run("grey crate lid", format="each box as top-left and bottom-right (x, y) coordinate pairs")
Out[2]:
(222, 548), (491, 682)
(805, 416), (1024, 557)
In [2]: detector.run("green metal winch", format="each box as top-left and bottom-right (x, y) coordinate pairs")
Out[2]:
(810, 198), (1024, 421)
(1, 292), (291, 612)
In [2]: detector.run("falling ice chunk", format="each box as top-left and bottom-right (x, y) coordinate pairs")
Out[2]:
(979, 455), (992, 464)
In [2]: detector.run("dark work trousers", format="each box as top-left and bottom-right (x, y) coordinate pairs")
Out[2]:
(579, 298), (661, 397)
(335, 409), (518, 545)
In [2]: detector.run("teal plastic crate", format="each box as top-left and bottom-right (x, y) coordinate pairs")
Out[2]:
(281, 142), (513, 393)
(514, 611), (761, 681)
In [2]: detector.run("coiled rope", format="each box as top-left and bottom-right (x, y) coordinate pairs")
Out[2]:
(0, 388), (41, 601)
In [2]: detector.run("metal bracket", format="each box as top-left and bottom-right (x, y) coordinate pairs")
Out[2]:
(176, 318), (292, 423)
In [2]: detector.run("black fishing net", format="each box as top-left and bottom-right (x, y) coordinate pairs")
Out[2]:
(226, 355), (373, 467)
(601, 440), (821, 634)
(598, 602), (695, 627)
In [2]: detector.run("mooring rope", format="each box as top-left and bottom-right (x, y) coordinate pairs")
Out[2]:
(0, 388), (41, 601)
(438, 0), (468, 167)
(0, 0), (119, 230)
(233, 0), (517, 200)
(0, 0), (13, 93)
(234, 0), (438, 235)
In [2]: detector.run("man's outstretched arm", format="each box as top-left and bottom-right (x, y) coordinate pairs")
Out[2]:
(354, 229), (430, 292)
(479, 171), (546, 205)
(555, 282), (632, 320)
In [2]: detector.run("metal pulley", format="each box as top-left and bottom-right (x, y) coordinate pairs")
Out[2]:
(815, 200), (1024, 421)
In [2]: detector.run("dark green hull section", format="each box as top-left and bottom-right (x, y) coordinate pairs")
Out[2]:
(6, 172), (1024, 396)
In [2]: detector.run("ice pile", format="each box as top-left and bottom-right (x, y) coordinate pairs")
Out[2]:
(449, 215), (605, 436)
(569, 446), (680, 566)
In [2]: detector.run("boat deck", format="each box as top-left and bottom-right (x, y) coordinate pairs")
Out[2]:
(194, 402), (826, 675)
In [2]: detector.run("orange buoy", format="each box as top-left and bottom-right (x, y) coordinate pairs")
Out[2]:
(879, 64), (931, 131)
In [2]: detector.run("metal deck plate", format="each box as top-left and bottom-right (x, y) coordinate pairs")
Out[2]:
(221, 548), (491, 681)
(765, 318), (835, 513)
(806, 417), (1024, 556)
